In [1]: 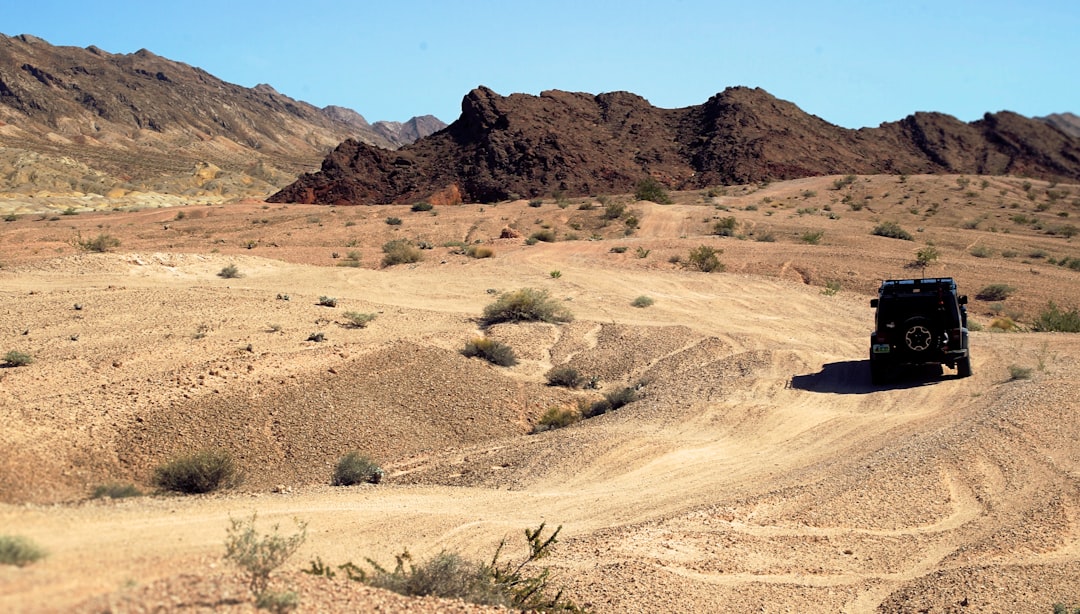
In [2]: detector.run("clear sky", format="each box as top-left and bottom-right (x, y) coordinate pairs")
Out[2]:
(3, 0), (1076, 128)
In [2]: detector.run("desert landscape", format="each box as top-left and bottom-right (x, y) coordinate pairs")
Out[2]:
(2, 171), (1080, 612)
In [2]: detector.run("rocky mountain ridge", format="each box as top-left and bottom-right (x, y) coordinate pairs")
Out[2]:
(271, 85), (1080, 205)
(0, 33), (445, 205)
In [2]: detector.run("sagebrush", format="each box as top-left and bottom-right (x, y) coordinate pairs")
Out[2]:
(481, 288), (573, 326)
(462, 337), (518, 367)
(153, 449), (239, 494)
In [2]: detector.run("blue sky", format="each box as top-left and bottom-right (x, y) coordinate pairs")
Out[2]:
(4, 0), (1077, 128)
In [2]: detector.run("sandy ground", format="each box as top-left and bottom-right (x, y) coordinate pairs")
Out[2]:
(1, 175), (1080, 612)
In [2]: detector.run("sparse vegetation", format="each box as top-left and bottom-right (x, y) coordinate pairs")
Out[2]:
(75, 232), (121, 253)
(381, 239), (423, 266)
(976, 284), (1016, 302)
(635, 177), (672, 204)
(1008, 364), (1034, 380)
(462, 336), (518, 367)
(91, 483), (142, 499)
(332, 452), (384, 486)
(316, 523), (581, 612)
(342, 311), (377, 328)
(3, 350), (32, 367)
(385, 216), (403, 226)
(225, 513), (307, 611)
(872, 221), (913, 241)
(800, 230), (824, 245)
(545, 366), (585, 388)
(0, 535), (47, 567)
(1033, 302), (1080, 333)
(481, 288), (573, 326)
(914, 245), (939, 269)
(686, 245), (724, 272)
(411, 202), (433, 212)
(218, 263), (242, 278)
(152, 449), (240, 494)
(969, 245), (993, 258)
(318, 296), (338, 307)
(549, 270), (562, 279)
(712, 216), (737, 237)
(533, 406), (581, 432)
(581, 384), (641, 418)
(528, 229), (557, 243)
(631, 295), (655, 308)
(466, 245), (494, 259)
(822, 281), (841, 296)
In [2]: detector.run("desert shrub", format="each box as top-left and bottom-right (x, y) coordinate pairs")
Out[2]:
(609, 246), (628, 253)
(307, 332), (326, 342)
(218, 263), (242, 279)
(225, 513), (307, 606)
(381, 239), (423, 266)
(342, 311), (376, 328)
(533, 406), (581, 433)
(549, 270), (562, 279)
(832, 174), (857, 190)
(332, 452), (384, 486)
(152, 449), (239, 494)
(990, 316), (1016, 331)
(528, 229), (556, 243)
(385, 216), (403, 226)
(712, 217), (737, 237)
(76, 232), (121, 253)
(635, 246), (651, 258)
(466, 245), (494, 259)
(0, 535), (47, 567)
(3, 213), (17, 222)
(462, 337), (518, 367)
(800, 230), (824, 245)
(1008, 365), (1034, 380)
(635, 177), (672, 204)
(91, 483), (142, 499)
(872, 221), (913, 240)
(1033, 302), (1080, 332)
(976, 284), (1016, 301)
(603, 201), (626, 220)
(336, 524), (579, 611)
(582, 385), (641, 418)
(686, 245), (724, 272)
(631, 295), (655, 308)
(969, 245), (993, 258)
(545, 366), (584, 388)
(481, 288), (573, 326)
(318, 296), (338, 307)
(915, 245), (939, 268)
(411, 202), (433, 212)
(822, 281), (841, 296)
(3, 350), (32, 367)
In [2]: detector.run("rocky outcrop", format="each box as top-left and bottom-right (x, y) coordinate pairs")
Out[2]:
(271, 86), (1080, 205)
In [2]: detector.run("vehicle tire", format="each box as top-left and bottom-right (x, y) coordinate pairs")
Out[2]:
(957, 355), (972, 378)
(902, 317), (938, 354)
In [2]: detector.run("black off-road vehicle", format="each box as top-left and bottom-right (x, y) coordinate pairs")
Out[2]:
(869, 278), (971, 384)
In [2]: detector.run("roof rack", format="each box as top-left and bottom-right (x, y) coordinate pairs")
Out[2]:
(878, 278), (956, 296)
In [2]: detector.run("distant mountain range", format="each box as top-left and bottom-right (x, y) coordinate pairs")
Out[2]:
(0, 33), (445, 199)
(271, 86), (1080, 205)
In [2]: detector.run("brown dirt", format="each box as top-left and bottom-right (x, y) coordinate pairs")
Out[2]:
(2, 174), (1080, 613)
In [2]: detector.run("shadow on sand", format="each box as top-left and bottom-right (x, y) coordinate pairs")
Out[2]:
(789, 360), (961, 395)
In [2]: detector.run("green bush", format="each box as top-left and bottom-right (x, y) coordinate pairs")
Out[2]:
(976, 284), (1016, 301)
(225, 513), (307, 604)
(91, 483), (142, 499)
(969, 245), (993, 258)
(800, 230), (824, 245)
(332, 452), (384, 486)
(1033, 302), (1080, 332)
(152, 449), (240, 494)
(462, 337), (518, 367)
(381, 239), (423, 267)
(631, 295), (654, 308)
(603, 201), (627, 220)
(686, 245), (724, 272)
(218, 263), (242, 279)
(481, 288), (573, 326)
(635, 177), (672, 204)
(342, 311), (376, 328)
(385, 216), (403, 226)
(915, 245), (939, 267)
(3, 350), (32, 367)
(545, 366), (584, 388)
(582, 385), (641, 418)
(533, 406), (581, 433)
(0, 535), (47, 567)
(411, 202), (433, 212)
(871, 221), (913, 241)
(712, 217), (737, 237)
